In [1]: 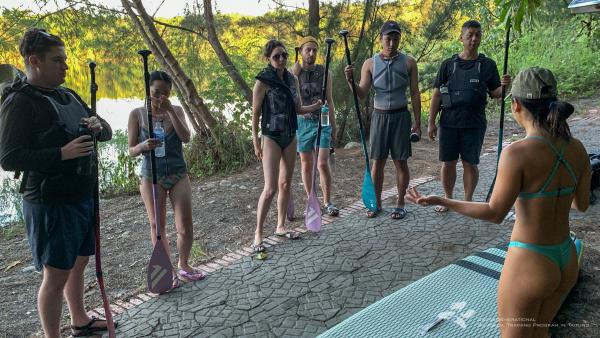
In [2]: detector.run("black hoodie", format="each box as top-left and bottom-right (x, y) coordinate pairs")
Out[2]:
(0, 77), (112, 203)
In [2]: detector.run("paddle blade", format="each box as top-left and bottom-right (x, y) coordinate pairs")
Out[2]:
(362, 169), (377, 211)
(147, 241), (172, 294)
(287, 191), (295, 221)
(304, 190), (322, 232)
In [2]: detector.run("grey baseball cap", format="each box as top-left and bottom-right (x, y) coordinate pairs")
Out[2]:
(510, 67), (558, 100)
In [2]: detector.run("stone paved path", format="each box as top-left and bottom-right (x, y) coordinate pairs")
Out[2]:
(102, 117), (599, 338)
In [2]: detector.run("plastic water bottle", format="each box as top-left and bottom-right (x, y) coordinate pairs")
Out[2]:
(320, 104), (330, 127)
(154, 120), (166, 158)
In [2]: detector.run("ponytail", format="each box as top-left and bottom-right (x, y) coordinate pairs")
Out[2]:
(547, 101), (573, 140)
(517, 98), (574, 141)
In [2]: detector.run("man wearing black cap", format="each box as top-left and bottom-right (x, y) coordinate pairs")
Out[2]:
(344, 20), (422, 219)
(428, 20), (511, 212)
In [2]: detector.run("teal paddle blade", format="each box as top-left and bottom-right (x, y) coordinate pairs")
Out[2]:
(362, 168), (377, 211)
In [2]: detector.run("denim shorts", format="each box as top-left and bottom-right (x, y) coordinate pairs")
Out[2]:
(23, 198), (95, 271)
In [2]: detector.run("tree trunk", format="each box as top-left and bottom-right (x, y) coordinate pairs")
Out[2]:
(202, 0), (253, 105)
(308, 0), (320, 37)
(121, 0), (218, 136)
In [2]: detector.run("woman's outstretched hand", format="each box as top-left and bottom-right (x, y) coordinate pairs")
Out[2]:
(406, 187), (443, 207)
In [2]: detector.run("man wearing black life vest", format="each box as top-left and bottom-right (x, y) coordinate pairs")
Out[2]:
(0, 29), (112, 337)
(344, 21), (422, 219)
(290, 36), (339, 217)
(428, 20), (511, 213)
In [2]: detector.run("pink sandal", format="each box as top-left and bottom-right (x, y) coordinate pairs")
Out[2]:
(178, 268), (206, 281)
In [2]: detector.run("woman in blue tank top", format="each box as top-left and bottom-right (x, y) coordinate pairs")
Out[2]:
(127, 71), (205, 287)
(407, 67), (591, 337)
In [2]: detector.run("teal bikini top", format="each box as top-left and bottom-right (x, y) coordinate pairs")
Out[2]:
(519, 136), (578, 199)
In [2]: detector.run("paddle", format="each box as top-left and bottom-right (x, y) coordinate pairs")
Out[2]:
(286, 47), (301, 222)
(138, 50), (173, 294)
(486, 21), (511, 202)
(286, 192), (295, 221)
(88, 62), (116, 338)
(305, 38), (334, 232)
(340, 30), (378, 212)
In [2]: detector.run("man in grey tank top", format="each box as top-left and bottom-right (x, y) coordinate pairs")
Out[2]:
(344, 20), (422, 219)
(290, 36), (339, 216)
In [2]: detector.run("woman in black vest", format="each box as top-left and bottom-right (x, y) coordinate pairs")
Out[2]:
(251, 39), (322, 259)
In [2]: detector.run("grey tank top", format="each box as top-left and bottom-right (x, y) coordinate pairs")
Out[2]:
(298, 64), (324, 118)
(372, 52), (409, 110)
(136, 108), (187, 178)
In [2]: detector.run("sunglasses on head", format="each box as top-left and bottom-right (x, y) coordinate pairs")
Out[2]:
(29, 30), (53, 53)
(271, 52), (288, 61)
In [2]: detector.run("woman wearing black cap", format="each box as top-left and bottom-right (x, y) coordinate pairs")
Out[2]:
(128, 70), (205, 288)
(408, 67), (591, 337)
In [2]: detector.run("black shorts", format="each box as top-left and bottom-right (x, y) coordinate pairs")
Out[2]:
(23, 198), (95, 271)
(439, 126), (486, 165)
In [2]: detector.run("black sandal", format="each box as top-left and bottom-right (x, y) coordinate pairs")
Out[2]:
(71, 316), (117, 337)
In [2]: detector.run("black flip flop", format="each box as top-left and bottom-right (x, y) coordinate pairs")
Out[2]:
(71, 316), (118, 337)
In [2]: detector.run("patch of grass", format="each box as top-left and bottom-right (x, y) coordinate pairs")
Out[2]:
(189, 241), (208, 263)
(1, 223), (25, 241)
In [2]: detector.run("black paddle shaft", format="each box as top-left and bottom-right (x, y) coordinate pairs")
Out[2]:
(486, 22), (511, 202)
(295, 47), (300, 63)
(89, 62), (97, 115)
(138, 50), (158, 185)
(339, 30), (366, 133)
(314, 38), (335, 154)
(321, 39), (335, 103)
(498, 22), (511, 143)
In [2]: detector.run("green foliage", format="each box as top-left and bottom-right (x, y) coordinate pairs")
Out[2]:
(495, 0), (542, 32)
(0, 223), (25, 241)
(184, 125), (254, 179)
(189, 241), (209, 263)
(98, 130), (140, 196)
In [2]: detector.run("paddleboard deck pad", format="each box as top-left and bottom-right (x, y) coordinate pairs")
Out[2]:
(319, 237), (583, 338)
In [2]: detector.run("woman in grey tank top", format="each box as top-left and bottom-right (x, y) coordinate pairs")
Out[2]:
(127, 71), (205, 285)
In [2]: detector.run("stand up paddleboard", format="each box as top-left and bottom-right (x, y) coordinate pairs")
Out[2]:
(319, 235), (584, 338)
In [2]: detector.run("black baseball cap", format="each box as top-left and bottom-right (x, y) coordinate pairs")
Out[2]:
(380, 20), (401, 35)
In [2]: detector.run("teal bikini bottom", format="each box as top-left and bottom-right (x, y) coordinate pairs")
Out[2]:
(508, 236), (574, 271)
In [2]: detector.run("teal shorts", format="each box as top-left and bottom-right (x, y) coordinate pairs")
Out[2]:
(297, 116), (332, 152)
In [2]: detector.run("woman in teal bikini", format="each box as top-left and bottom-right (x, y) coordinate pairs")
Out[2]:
(128, 71), (204, 286)
(408, 67), (591, 337)
(251, 40), (322, 259)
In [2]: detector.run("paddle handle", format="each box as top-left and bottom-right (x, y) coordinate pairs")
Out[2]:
(340, 30), (370, 166)
(486, 21), (511, 202)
